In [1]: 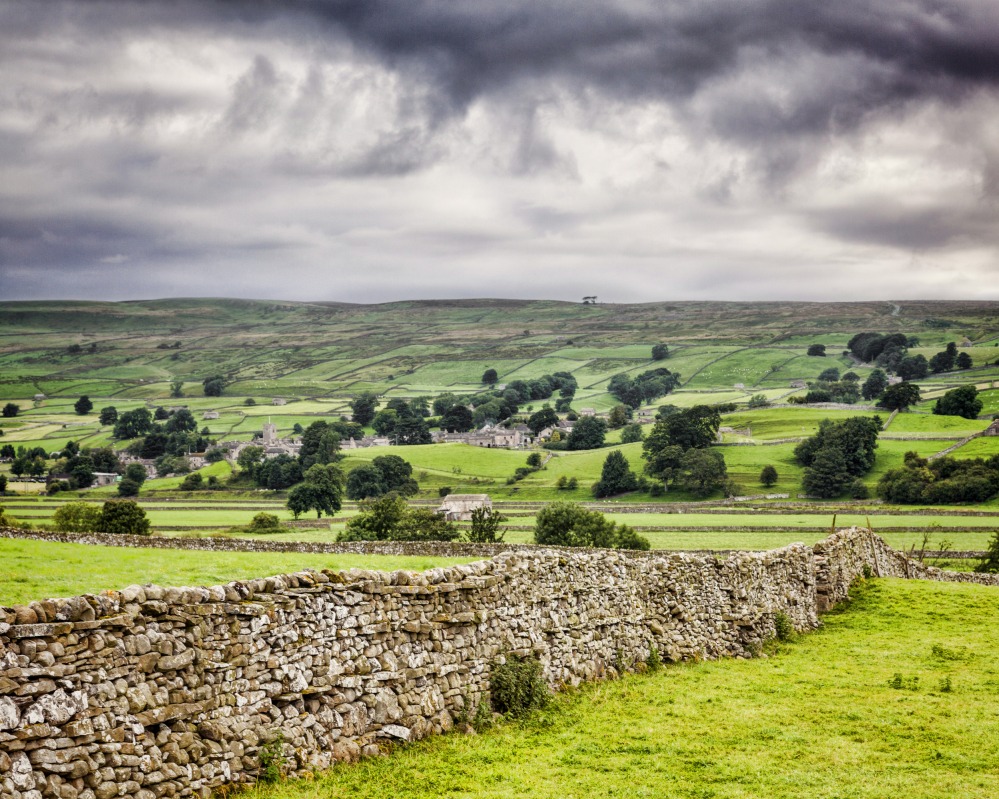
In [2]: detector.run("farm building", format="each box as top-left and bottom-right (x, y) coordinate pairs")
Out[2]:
(984, 419), (999, 437)
(437, 494), (491, 521)
(202, 411), (220, 420)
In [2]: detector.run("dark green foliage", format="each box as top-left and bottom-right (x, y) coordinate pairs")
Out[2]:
(98, 406), (118, 425)
(365, 454), (419, 496)
(534, 501), (649, 549)
(53, 501), (102, 532)
(74, 395), (93, 415)
(113, 407), (153, 439)
(879, 452), (999, 505)
(467, 506), (506, 543)
(795, 416), (881, 498)
(593, 450), (639, 498)
(651, 343), (670, 360)
(248, 512), (282, 531)
(202, 374), (227, 397)
(607, 368), (680, 408)
(878, 382), (921, 411)
(644, 405), (721, 454)
(164, 408), (196, 433)
(847, 332), (909, 366)
(933, 385), (982, 419)
(956, 352), (973, 369)
(98, 500), (150, 535)
(178, 472), (203, 491)
(298, 421), (342, 468)
(117, 477), (141, 497)
(861, 369), (889, 400)
(929, 342), (958, 373)
(760, 465), (778, 487)
(286, 463), (345, 519)
(438, 486), (452, 497)
(490, 655), (549, 717)
(607, 404), (632, 428)
(350, 392), (379, 426)
(807, 344), (826, 356)
(897, 355), (928, 380)
(817, 367), (840, 382)
(2, 403), (19, 418)
(566, 416), (607, 450)
(345, 464), (386, 500)
(527, 407), (559, 436)
(339, 493), (458, 542)
(676, 448), (728, 498)
(620, 423), (644, 443)
(482, 367), (498, 384)
(646, 645), (662, 671)
(441, 403), (474, 432)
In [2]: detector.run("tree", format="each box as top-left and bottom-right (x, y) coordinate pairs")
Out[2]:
(482, 368), (499, 385)
(878, 382), (921, 411)
(299, 422), (341, 468)
(350, 392), (379, 426)
(795, 416), (882, 498)
(861, 369), (889, 401)
(371, 454), (419, 495)
(566, 416), (607, 450)
(287, 463), (345, 519)
(99, 406), (118, 426)
(393, 415), (432, 445)
(237, 445), (265, 475)
(440, 404), (474, 433)
(527, 407), (559, 437)
(346, 464), (386, 500)
(340, 494), (409, 540)
(675, 449), (728, 498)
(124, 463), (147, 485)
(807, 344), (826, 356)
(97, 500), (151, 535)
(956, 352), (973, 369)
(817, 367), (840, 382)
(976, 530), (999, 574)
(592, 451), (640, 498)
(202, 374), (227, 397)
(620, 423), (644, 444)
(643, 405), (721, 461)
(651, 343), (670, 360)
(934, 385), (982, 419)
(467, 506), (506, 543)
(117, 477), (141, 497)
(2, 403), (19, 418)
(178, 473), (204, 491)
(53, 501), (102, 532)
(747, 394), (770, 409)
(760, 465), (778, 487)
(170, 380), (184, 398)
(534, 501), (648, 550)
(74, 395), (93, 415)
(607, 404), (632, 428)
(113, 407), (153, 439)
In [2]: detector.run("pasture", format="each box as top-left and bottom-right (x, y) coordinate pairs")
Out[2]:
(240, 578), (999, 799)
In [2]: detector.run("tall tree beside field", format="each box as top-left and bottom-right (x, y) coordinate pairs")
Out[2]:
(482, 368), (498, 385)
(878, 382), (921, 411)
(592, 451), (640, 498)
(651, 343), (670, 360)
(99, 406), (118, 425)
(760, 465), (778, 487)
(97, 500), (150, 536)
(74, 395), (93, 415)
(2, 403), (19, 418)
(566, 416), (607, 450)
(202, 374), (227, 397)
(350, 392), (379, 426)
(287, 463), (345, 519)
(861, 369), (889, 400)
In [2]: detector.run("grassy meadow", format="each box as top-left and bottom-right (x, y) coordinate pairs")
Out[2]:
(238, 578), (999, 799)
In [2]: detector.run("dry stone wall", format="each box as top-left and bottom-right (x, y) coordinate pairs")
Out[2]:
(1, 528), (997, 799)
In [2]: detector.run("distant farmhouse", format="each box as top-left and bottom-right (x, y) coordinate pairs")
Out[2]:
(437, 494), (491, 521)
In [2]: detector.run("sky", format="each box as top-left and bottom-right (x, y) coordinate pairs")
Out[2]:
(2, 0), (999, 304)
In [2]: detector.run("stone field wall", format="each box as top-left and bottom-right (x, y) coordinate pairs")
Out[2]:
(1, 527), (997, 799)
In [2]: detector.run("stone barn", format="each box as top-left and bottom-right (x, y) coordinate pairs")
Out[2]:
(436, 494), (492, 521)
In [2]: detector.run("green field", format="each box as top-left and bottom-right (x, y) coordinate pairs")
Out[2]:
(239, 578), (999, 799)
(0, 538), (475, 606)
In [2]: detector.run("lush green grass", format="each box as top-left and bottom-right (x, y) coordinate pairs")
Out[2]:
(885, 412), (989, 435)
(240, 578), (999, 799)
(0, 538), (476, 605)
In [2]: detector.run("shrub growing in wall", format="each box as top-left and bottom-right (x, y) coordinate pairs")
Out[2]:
(489, 655), (549, 717)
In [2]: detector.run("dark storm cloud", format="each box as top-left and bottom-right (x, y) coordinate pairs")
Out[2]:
(2, 0), (999, 301)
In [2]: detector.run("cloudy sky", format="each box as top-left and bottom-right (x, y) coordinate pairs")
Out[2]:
(2, 0), (999, 303)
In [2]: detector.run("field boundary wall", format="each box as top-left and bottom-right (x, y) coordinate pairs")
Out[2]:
(1, 528), (998, 799)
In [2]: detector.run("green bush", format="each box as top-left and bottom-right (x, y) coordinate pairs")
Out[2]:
(97, 500), (151, 536)
(247, 512), (282, 532)
(490, 655), (550, 717)
(53, 501), (102, 532)
(774, 611), (796, 642)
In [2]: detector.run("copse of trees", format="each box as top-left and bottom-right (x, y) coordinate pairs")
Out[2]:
(565, 415), (607, 450)
(345, 454), (419, 500)
(534, 501), (649, 550)
(878, 451), (999, 504)
(607, 368), (681, 409)
(350, 392), (379, 426)
(338, 494), (459, 542)
(878, 382), (921, 411)
(202, 374), (228, 397)
(807, 344), (826, 356)
(847, 332), (912, 370)
(794, 416), (881, 498)
(641, 405), (726, 496)
(933, 385), (982, 419)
